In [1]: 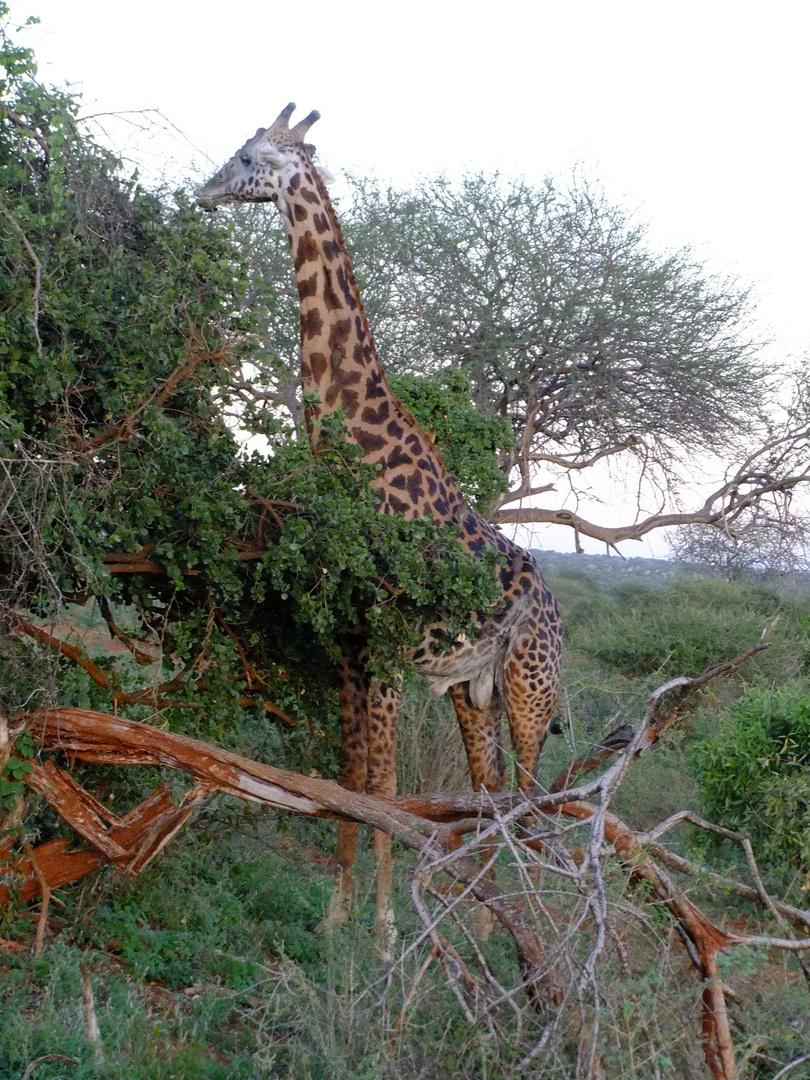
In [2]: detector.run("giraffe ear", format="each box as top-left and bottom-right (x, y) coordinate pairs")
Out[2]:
(257, 144), (287, 168)
(316, 165), (336, 186)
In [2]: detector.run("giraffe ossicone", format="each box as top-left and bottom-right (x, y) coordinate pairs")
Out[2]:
(197, 106), (563, 951)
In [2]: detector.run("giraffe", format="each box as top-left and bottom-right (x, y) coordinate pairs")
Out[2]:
(196, 104), (563, 947)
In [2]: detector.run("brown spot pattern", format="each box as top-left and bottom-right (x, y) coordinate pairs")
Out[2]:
(301, 308), (324, 339)
(294, 232), (319, 271)
(322, 268), (343, 311)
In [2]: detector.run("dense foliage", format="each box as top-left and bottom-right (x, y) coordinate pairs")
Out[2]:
(692, 683), (810, 879)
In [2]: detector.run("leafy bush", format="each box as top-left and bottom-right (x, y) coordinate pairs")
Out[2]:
(691, 681), (810, 877)
(0, 6), (505, 774)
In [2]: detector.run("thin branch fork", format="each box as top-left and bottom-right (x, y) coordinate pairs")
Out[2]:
(529, 436), (640, 471)
(8, 599), (298, 725)
(97, 595), (157, 665)
(70, 345), (228, 452)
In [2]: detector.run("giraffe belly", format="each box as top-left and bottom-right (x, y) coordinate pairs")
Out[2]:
(410, 591), (536, 708)
(415, 642), (502, 708)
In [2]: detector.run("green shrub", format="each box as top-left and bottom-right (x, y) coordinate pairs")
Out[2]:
(691, 681), (810, 878)
(581, 577), (807, 680)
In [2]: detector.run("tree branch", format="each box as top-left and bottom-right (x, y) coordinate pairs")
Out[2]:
(71, 345), (227, 451)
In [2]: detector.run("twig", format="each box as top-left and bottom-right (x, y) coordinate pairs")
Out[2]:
(0, 710), (9, 774)
(2, 104), (50, 159)
(97, 595), (156, 665)
(646, 843), (810, 933)
(80, 964), (103, 1068)
(514, 1023), (554, 1072)
(22, 841), (51, 955)
(772, 1054), (810, 1079)
(392, 946), (439, 1034)
(411, 868), (476, 1023)
(21, 1056), (79, 1080)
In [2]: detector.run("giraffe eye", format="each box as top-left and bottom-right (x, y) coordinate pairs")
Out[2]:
(240, 155), (252, 167)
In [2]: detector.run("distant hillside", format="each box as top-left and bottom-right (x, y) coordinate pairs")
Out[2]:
(531, 550), (685, 591)
(531, 549), (810, 594)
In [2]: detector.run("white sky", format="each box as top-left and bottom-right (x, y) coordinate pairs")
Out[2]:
(7, 0), (810, 557)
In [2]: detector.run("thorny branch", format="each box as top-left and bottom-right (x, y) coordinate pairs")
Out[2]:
(69, 344), (228, 451)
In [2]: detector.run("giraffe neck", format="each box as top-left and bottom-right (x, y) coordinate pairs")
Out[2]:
(279, 151), (463, 522)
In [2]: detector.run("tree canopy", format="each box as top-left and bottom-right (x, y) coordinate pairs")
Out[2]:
(227, 170), (809, 550)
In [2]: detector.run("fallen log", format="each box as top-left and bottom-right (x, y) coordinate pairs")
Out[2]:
(0, 782), (208, 904)
(3, 707), (551, 993)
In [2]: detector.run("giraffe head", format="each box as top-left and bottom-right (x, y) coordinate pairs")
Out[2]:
(195, 103), (323, 209)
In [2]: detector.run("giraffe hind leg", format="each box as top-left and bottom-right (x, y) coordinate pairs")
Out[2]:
(447, 681), (506, 942)
(503, 630), (561, 791)
(448, 682), (507, 792)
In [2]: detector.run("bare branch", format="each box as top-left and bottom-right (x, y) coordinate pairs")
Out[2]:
(493, 424), (810, 546)
(530, 437), (640, 471)
(0, 192), (43, 358)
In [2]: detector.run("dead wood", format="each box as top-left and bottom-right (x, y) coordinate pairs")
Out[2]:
(0, 629), (805, 1076)
(4, 707), (551, 997)
(13, 616), (112, 688)
(20, 1056), (79, 1080)
(0, 783), (208, 904)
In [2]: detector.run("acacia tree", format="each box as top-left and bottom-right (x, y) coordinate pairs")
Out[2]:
(228, 172), (810, 553)
(672, 511), (810, 583)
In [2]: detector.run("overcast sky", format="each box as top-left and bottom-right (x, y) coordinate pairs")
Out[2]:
(6, 0), (809, 555)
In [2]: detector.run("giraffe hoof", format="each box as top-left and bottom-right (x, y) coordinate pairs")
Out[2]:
(316, 887), (352, 934)
(472, 902), (496, 943)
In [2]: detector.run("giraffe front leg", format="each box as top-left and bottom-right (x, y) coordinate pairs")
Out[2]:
(321, 638), (369, 931)
(367, 678), (401, 961)
(324, 821), (358, 928)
